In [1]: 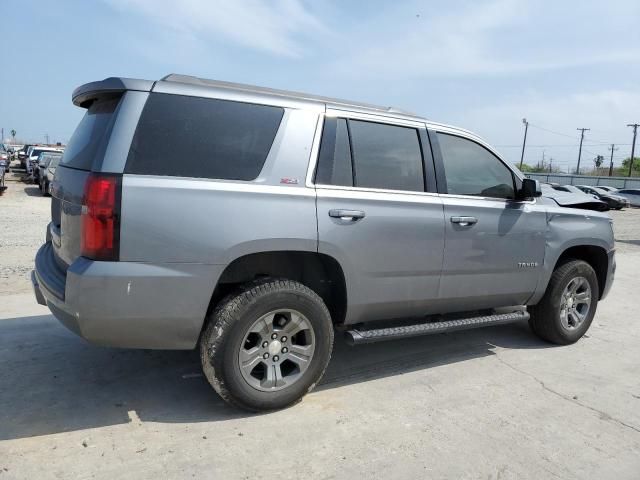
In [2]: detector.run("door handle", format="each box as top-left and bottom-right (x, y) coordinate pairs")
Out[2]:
(450, 216), (478, 226)
(329, 209), (366, 221)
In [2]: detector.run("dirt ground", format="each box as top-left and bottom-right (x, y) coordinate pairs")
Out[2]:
(1, 167), (639, 479)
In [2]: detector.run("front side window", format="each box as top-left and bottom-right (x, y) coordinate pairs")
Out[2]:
(437, 133), (515, 199)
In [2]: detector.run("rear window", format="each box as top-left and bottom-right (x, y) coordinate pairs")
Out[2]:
(125, 93), (284, 181)
(61, 95), (121, 170)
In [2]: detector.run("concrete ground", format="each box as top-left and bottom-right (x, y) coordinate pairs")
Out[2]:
(1, 169), (639, 479)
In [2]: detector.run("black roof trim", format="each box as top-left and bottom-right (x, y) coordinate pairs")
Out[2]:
(72, 77), (155, 107)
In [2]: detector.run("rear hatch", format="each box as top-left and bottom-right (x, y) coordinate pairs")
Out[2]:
(50, 94), (122, 269)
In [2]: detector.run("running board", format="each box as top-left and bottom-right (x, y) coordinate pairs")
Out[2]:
(345, 310), (529, 345)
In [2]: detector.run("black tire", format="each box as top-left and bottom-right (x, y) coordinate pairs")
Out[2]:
(529, 259), (599, 345)
(200, 278), (334, 411)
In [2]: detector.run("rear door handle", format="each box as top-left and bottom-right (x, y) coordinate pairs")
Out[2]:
(329, 209), (366, 221)
(450, 216), (478, 226)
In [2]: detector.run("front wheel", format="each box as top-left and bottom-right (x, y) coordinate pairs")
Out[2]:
(200, 279), (334, 411)
(529, 259), (599, 345)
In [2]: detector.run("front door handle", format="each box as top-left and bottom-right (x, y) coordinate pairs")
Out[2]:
(450, 216), (478, 226)
(329, 209), (366, 221)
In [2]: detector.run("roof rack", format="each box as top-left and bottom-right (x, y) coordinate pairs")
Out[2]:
(161, 74), (417, 117)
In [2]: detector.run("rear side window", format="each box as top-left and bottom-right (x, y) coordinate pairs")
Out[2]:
(315, 118), (425, 192)
(349, 120), (424, 192)
(315, 118), (353, 187)
(62, 95), (121, 170)
(125, 93), (284, 180)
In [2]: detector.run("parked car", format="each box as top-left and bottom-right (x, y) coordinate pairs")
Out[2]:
(596, 185), (619, 193)
(0, 145), (8, 171)
(39, 154), (61, 195)
(32, 75), (616, 411)
(545, 184), (609, 211)
(18, 144), (34, 168)
(615, 189), (640, 207)
(0, 151), (7, 195)
(25, 147), (64, 177)
(575, 185), (629, 209)
(35, 152), (63, 189)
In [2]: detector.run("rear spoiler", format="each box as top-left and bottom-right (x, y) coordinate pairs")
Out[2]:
(72, 77), (155, 108)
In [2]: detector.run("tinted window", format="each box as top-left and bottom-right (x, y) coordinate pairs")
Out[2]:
(315, 118), (353, 187)
(349, 120), (424, 192)
(437, 133), (515, 199)
(62, 95), (121, 170)
(126, 93), (284, 181)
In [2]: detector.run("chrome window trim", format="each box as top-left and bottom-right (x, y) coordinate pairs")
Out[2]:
(315, 184), (441, 204)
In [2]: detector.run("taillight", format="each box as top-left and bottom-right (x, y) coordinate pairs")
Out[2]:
(81, 173), (121, 261)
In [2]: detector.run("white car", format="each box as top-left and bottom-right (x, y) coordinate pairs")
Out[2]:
(25, 147), (64, 175)
(616, 189), (640, 207)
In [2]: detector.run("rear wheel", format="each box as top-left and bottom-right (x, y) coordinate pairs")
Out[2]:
(200, 278), (334, 411)
(529, 259), (599, 345)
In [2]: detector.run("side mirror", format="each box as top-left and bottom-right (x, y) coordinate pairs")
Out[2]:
(519, 178), (541, 199)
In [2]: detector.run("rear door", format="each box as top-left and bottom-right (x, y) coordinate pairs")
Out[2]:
(431, 129), (546, 311)
(314, 111), (444, 324)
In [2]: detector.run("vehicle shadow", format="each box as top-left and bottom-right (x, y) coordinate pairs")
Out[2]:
(23, 185), (44, 197)
(0, 313), (552, 441)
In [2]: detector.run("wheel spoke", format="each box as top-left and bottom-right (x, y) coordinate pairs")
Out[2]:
(239, 347), (262, 373)
(567, 278), (579, 294)
(287, 344), (314, 366)
(251, 314), (274, 341)
(568, 310), (581, 326)
(262, 363), (284, 389)
(574, 291), (590, 304)
(281, 312), (306, 336)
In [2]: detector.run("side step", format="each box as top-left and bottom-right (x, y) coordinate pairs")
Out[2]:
(345, 310), (529, 345)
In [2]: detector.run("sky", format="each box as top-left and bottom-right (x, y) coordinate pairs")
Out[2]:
(2, 0), (640, 171)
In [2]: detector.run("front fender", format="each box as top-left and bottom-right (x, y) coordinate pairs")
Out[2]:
(528, 207), (614, 305)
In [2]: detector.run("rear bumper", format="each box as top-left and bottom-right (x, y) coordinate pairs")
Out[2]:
(33, 242), (223, 349)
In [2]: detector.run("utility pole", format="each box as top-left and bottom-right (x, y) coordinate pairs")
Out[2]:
(519, 118), (529, 169)
(45, 133), (50, 145)
(576, 127), (590, 175)
(548, 157), (553, 173)
(627, 123), (639, 177)
(608, 144), (618, 176)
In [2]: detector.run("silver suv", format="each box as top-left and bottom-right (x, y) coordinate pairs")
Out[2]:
(33, 75), (616, 411)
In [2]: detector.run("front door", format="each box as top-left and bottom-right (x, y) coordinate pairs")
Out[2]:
(432, 130), (546, 311)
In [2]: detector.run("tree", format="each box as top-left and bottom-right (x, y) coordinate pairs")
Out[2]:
(616, 157), (640, 177)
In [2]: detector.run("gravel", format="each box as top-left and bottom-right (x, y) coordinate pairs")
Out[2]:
(0, 165), (50, 296)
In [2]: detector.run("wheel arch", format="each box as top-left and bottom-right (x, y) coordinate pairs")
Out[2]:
(552, 245), (609, 300)
(208, 250), (348, 327)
